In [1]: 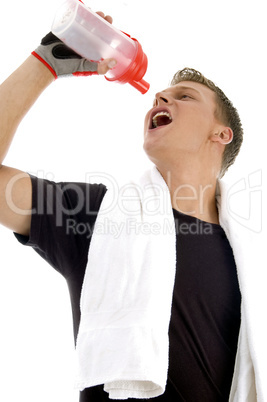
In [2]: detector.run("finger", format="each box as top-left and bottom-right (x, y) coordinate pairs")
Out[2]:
(97, 58), (117, 75)
(95, 11), (113, 24)
(95, 11), (105, 18)
(105, 15), (113, 24)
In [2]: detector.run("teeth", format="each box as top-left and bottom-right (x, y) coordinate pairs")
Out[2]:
(152, 111), (172, 128)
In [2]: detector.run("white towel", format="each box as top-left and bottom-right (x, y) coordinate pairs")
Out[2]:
(75, 166), (176, 399)
(75, 169), (266, 400)
(217, 179), (266, 401)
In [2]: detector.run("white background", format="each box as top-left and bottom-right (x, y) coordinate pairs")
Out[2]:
(0, 0), (266, 400)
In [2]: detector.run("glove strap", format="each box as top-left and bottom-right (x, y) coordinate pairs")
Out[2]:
(32, 51), (58, 79)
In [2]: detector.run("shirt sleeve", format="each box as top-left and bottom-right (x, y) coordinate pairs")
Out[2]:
(14, 175), (107, 279)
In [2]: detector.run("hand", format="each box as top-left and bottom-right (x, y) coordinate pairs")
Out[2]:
(32, 11), (116, 78)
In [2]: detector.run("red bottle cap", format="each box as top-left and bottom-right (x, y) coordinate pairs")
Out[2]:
(105, 38), (150, 94)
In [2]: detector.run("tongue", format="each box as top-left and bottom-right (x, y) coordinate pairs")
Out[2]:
(156, 115), (172, 127)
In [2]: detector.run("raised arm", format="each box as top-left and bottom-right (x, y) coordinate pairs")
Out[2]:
(0, 14), (116, 236)
(0, 56), (54, 235)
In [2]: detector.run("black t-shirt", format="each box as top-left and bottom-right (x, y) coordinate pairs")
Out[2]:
(15, 176), (241, 402)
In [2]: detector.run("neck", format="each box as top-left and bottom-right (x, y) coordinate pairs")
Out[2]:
(156, 160), (219, 225)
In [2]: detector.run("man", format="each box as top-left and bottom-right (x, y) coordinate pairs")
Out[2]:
(0, 13), (264, 402)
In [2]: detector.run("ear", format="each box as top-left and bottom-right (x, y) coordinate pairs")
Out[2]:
(212, 127), (233, 145)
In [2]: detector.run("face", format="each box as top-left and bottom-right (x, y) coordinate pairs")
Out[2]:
(143, 81), (220, 166)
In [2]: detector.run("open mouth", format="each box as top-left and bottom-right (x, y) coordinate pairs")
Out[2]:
(149, 108), (173, 130)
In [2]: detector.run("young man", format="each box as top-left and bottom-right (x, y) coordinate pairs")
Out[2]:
(0, 14), (264, 402)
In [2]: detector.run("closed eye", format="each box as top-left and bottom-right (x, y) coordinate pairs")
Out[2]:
(180, 94), (192, 100)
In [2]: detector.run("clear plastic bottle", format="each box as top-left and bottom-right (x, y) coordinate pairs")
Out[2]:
(52, 0), (150, 93)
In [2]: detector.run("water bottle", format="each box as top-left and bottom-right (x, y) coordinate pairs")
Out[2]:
(52, 0), (150, 94)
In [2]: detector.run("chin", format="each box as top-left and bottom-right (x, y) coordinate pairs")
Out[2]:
(143, 138), (156, 159)
(143, 142), (167, 167)
(143, 133), (164, 154)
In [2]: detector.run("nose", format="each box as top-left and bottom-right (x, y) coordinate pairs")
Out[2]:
(153, 92), (171, 107)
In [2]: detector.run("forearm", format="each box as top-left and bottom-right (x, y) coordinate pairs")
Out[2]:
(0, 55), (54, 164)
